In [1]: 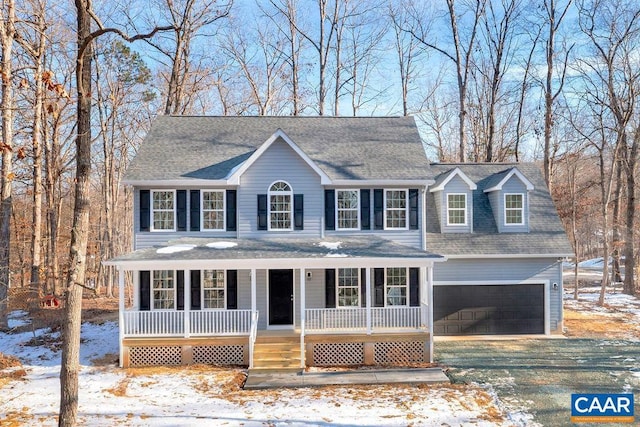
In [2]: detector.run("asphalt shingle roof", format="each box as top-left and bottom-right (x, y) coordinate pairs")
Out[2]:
(125, 116), (431, 182)
(426, 163), (573, 256)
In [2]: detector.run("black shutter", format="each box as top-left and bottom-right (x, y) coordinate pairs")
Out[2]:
(374, 189), (384, 230)
(360, 268), (367, 308)
(409, 189), (419, 230)
(139, 270), (150, 311)
(190, 270), (201, 310)
(139, 190), (150, 232)
(325, 269), (336, 308)
(324, 189), (335, 230)
(226, 190), (237, 231)
(360, 189), (370, 230)
(374, 268), (384, 307)
(294, 194), (304, 230)
(227, 270), (238, 309)
(190, 190), (200, 231)
(177, 270), (184, 310)
(409, 268), (420, 307)
(176, 190), (187, 231)
(257, 194), (267, 230)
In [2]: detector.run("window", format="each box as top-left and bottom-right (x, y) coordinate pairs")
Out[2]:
(505, 193), (524, 225)
(386, 268), (407, 306)
(152, 270), (175, 310)
(337, 268), (360, 307)
(202, 270), (225, 309)
(202, 190), (225, 230)
(151, 190), (175, 231)
(385, 190), (408, 229)
(336, 190), (359, 230)
(447, 193), (467, 226)
(268, 181), (292, 230)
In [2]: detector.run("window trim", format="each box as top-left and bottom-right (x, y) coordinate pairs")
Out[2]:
(384, 267), (408, 307)
(383, 189), (409, 230)
(150, 190), (176, 232)
(336, 268), (360, 308)
(267, 180), (294, 231)
(504, 192), (525, 226)
(151, 270), (176, 311)
(335, 189), (360, 231)
(200, 190), (226, 231)
(446, 193), (468, 226)
(201, 269), (226, 310)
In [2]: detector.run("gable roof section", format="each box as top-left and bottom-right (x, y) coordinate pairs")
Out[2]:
(429, 167), (477, 192)
(226, 129), (331, 185)
(124, 116), (432, 184)
(483, 167), (534, 193)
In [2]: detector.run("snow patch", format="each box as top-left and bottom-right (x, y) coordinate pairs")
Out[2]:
(156, 244), (196, 254)
(319, 241), (341, 250)
(206, 241), (238, 249)
(325, 253), (348, 258)
(8, 310), (31, 328)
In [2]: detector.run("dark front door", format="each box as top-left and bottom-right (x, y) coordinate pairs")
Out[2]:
(269, 269), (294, 326)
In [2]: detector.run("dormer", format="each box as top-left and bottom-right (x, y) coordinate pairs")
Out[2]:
(429, 168), (477, 233)
(483, 167), (534, 233)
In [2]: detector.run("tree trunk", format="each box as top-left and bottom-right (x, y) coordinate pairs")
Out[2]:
(623, 133), (638, 295)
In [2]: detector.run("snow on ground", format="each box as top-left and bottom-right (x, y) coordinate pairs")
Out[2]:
(564, 285), (640, 323)
(1, 311), (516, 426)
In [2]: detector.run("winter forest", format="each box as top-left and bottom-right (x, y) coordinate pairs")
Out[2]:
(1, 0), (640, 326)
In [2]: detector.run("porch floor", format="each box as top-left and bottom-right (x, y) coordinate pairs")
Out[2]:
(244, 367), (449, 390)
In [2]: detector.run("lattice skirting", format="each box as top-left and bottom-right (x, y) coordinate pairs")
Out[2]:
(313, 342), (365, 366)
(374, 341), (425, 365)
(193, 345), (244, 365)
(129, 346), (182, 367)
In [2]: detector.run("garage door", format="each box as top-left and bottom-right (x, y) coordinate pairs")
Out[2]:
(434, 284), (544, 335)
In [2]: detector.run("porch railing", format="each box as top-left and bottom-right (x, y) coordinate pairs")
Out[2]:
(248, 311), (259, 369)
(123, 309), (252, 337)
(305, 306), (427, 332)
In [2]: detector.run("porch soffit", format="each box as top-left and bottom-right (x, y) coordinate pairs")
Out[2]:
(103, 236), (444, 270)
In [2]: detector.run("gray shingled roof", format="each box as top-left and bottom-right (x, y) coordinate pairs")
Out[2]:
(426, 163), (573, 256)
(125, 116), (431, 182)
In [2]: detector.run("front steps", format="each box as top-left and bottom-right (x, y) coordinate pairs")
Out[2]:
(250, 332), (302, 372)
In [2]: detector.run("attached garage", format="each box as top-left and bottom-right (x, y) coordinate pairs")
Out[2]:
(434, 284), (545, 335)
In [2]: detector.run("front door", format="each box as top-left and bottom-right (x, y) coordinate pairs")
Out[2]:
(268, 269), (294, 326)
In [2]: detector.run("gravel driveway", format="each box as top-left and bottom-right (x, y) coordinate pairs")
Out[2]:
(435, 338), (640, 426)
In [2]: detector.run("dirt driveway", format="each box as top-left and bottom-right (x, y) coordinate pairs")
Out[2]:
(435, 338), (640, 426)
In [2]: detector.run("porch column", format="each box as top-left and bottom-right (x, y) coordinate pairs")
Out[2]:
(299, 268), (306, 368)
(184, 270), (191, 338)
(118, 267), (125, 368)
(251, 269), (257, 313)
(366, 267), (372, 334)
(420, 266), (428, 326)
(427, 264), (434, 363)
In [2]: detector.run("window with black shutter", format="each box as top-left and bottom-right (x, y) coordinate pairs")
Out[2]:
(373, 189), (383, 230)
(409, 268), (420, 306)
(325, 269), (336, 308)
(324, 189), (335, 230)
(176, 270), (185, 310)
(176, 190), (187, 231)
(190, 270), (201, 310)
(226, 190), (237, 231)
(409, 189), (419, 230)
(227, 270), (238, 309)
(139, 190), (150, 232)
(294, 194), (304, 230)
(374, 268), (384, 307)
(190, 190), (200, 231)
(139, 271), (150, 311)
(360, 189), (370, 230)
(257, 194), (267, 230)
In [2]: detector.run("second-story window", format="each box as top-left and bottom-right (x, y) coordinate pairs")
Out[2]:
(202, 190), (225, 230)
(269, 181), (293, 230)
(384, 189), (408, 230)
(447, 193), (467, 226)
(336, 190), (359, 230)
(505, 193), (524, 225)
(151, 190), (175, 231)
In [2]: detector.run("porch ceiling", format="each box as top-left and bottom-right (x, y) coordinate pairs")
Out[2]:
(104, 236), (445, 270)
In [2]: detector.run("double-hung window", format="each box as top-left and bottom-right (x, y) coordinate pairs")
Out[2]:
(505, 193), (524, 225)
(269, 181), (293, 230)
(384, 189), (408, 229)
(447, 193), (467, 226)
(152, 270), (175, 310)
(337, 268), (360, 307)
(336, 190), (359, 230)
(202, 270), (225, 309)
(202, 190), (225, 230)
(151, 190), (175, 231)
(385, 267), (407, 306)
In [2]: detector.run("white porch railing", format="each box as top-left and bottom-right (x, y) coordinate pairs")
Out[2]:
(248, 311), (259, 369)
(123, 310), (252, 337)
(305, 306), (427, 332)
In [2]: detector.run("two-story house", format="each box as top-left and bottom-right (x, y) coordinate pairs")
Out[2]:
(105, 116), (572, 369)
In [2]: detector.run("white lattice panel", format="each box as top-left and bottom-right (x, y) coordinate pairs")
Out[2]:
(129, 346), (181, 367)
(313, 343), (364, 366)
(374, 341), (424, 364)
(193, 345), (245, 365)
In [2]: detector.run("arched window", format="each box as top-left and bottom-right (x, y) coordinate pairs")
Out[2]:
(268, 181), (293, 230)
